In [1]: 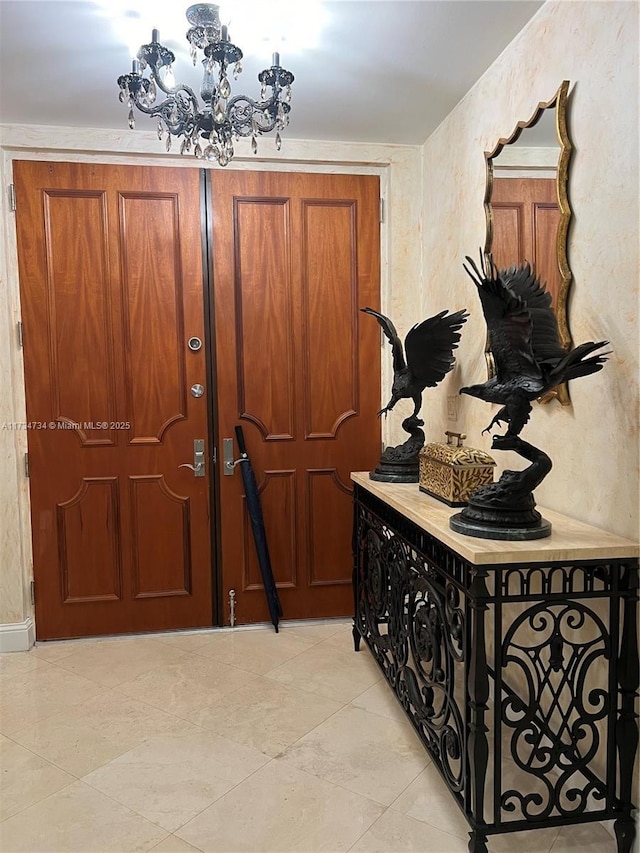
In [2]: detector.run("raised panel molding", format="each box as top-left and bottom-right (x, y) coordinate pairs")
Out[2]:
(243, 469), (297, 591)
(301, 200), (359, 439)
(119, 192), (188, 445)
(234, 197), (295, 440)
(129, 475), (191, 598)
(57, 477), (122, 603)
(43, 190), (117, 447)
(307, 468), (353, 587)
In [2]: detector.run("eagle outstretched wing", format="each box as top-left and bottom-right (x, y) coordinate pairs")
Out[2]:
(404, 309), (469, 387)
(360, 307), (406, 372)
(463, 254), (541, 384)
(501, 262), (567, 366)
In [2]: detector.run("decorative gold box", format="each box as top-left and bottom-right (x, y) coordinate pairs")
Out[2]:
(419, 431), (496, 507)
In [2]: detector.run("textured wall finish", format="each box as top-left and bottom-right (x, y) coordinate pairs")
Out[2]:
(421, 0), (639, 540)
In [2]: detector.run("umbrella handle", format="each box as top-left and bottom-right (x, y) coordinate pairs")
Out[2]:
(235, 424), (248, 456)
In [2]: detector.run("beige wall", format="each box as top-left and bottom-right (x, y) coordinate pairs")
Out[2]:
(0, 128), (422, 639)
(420, 0), (639, 540)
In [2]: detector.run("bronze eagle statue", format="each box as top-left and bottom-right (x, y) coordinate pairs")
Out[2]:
(460, 253), (610, 442)
(361, 307), (469, 420)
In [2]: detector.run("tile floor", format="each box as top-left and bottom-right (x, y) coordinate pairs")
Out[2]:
(0, 620), (620, 853)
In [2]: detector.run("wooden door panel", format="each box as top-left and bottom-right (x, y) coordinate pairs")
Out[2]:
(306, 469), (352, 586)
(234, 197), (294, 440)
(58, 477), (122, 602)
(43, 190), (118, 442)
(120, 192), (188, 444)
(211, 170), (380, 624)
(302, 201), (358, 438)
(243, 471), (297, 589)
(14, 161), (213, 639)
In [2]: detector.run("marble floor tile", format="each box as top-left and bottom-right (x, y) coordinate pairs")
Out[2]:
(149, 836), (204, 853)
(51, 636), (189, 687)
(390, 761), (469, 839)
(265, 640), (381, 703)
(0, 780), (167, 852)
(281, 619), (351, 643)
(176, 757), (384, 853)
(349, 808), (468, 852)
(550, 821), (617, 852)
(350, 679), (409, 723)
(282, 704), (429, 805)
(115, 654), (255, 720)
(0, 736), (75, 820)
(11, 689), (201, 777)
(83, 730), (269, 832)
(0, 664), (105, 735)
(186, 675), (343, 756)
(0, 650), (50, 683)
(151, 630), (223, 652)
(193, 628), (315, 675)
(29, 638), (100, 662)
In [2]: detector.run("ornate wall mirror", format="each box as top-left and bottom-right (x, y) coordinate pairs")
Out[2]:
(484, 80), (572, 404)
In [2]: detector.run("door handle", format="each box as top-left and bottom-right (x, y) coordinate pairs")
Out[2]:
(179, 439), (205, 477)
(222, 437), (243, 475)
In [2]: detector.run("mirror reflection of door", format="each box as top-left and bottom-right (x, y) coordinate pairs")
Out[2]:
(489, 107), (561, 307)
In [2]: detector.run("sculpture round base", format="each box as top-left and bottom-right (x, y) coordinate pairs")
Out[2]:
(449, 513), (552, 540)
(369, 463), (418, 484)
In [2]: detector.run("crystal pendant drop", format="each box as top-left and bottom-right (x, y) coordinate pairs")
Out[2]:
(260, 84), (267, 100)
(194, 141), (203, 159)
(165, 134), (172, 152)
(148, 79), (156, 102)
(251, 135), (258, 154)
(119, 90), (126, 104)
(190, 43), (197, 65)
(128, 108), (135, 129)
(213, 100), (226, 124)
(219, 76), (231, 99)
(180, 138), (190, 155)
(275, 132), (282, 151)
(284, 85), (292, 104)
(157, 120), (163, 140)
(233, 60), (242, 79)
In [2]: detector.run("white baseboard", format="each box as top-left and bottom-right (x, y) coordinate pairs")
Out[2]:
(0, 616), (35, 652)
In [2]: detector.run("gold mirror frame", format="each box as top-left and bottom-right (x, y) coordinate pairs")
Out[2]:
(483, 80), (572, 405)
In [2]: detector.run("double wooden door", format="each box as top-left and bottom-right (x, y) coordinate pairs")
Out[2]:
(14, 161), (380, 639)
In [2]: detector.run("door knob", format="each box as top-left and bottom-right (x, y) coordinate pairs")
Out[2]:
(179, 439), (205, 477)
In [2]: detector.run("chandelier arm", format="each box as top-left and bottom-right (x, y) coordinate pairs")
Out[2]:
(150, 69), (199, 106)
(129, 92), (196, 137)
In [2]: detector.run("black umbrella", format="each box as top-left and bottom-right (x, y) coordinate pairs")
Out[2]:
(234, 425), (283, 632)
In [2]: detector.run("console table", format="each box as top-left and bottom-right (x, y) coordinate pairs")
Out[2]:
(351, 473), (638, 853)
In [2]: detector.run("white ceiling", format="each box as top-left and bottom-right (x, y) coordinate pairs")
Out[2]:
(0, 0), (544, 146)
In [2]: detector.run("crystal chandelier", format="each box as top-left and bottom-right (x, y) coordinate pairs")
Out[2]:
(117, 3), (294, 166)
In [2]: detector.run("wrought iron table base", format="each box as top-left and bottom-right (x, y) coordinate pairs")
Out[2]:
(352, 484), (638, 853)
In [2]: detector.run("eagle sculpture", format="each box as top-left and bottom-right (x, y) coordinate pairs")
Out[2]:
(460, 253), (609, 443)
(361, 307), (469, 420)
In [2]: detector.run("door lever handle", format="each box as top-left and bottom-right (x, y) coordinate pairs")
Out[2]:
(223, 437), (245, 475)
(179, 440), (205, 477)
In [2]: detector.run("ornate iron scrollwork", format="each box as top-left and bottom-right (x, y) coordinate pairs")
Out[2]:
(501, 601), (610, 820)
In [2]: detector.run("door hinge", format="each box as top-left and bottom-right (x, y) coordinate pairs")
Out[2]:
(228, 589), (236, 627)
(30, 580), (35, 606)
(24, 452), (30, 479)
(8, 183), (16, 213)
(379, 197), (385, 223)
(17, 321), (24, 348)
